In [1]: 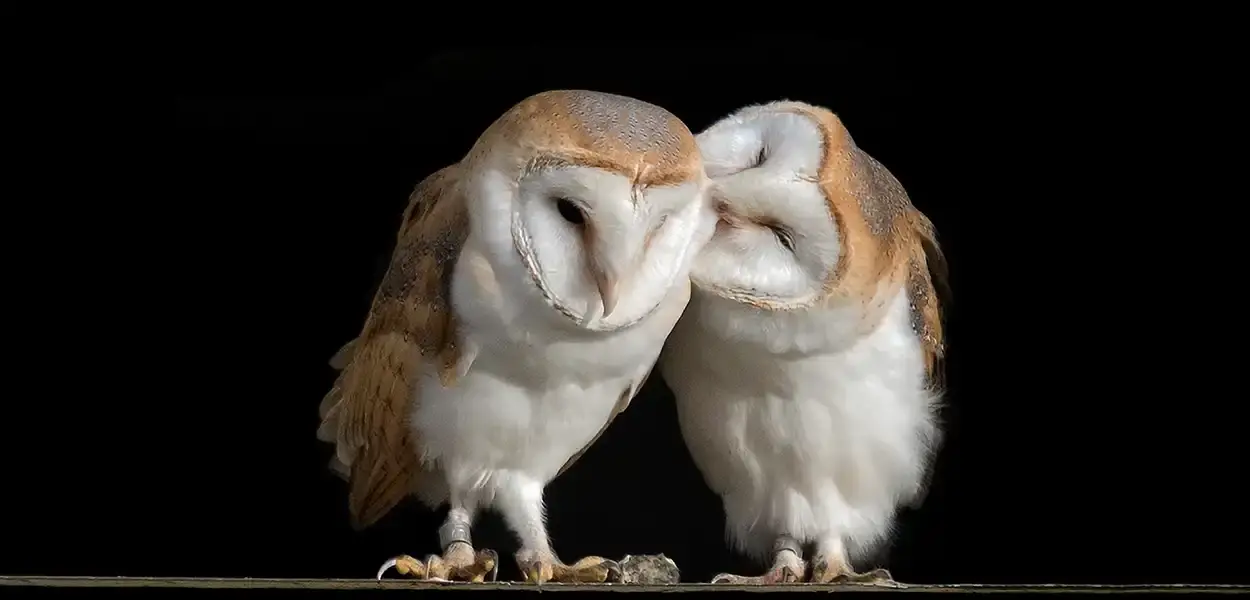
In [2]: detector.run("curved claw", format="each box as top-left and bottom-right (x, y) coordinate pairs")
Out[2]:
(424, 554), (452, 582)
(603, 559), (623, 583)
(376, 558), (397, 581)
(522, 563), (549, 586)
(836, 567), (899, 586)
(710, 564), (798, 585)
(479, 549), (501, 583)
(376, 555), (425, 580)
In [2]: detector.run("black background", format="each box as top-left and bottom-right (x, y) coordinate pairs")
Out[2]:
(9, 41), (1243, 588)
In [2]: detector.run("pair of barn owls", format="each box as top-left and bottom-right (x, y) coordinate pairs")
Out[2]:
(316, 90), (947, 586)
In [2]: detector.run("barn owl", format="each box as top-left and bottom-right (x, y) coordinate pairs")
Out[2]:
(659, 101), (949, 585)
(317, 90), (716, 584)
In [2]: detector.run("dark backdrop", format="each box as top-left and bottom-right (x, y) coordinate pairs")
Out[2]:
(10, 42), (1242, 587)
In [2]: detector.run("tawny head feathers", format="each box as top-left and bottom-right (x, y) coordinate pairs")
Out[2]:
(691, 100), (932, 313)
(461, 90), (715, 332)
(468, 89), (703, 186)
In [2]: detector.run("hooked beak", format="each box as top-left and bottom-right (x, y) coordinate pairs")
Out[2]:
(588, 227), (646, 320)
(714, 199), (741, 233)
(591, 264), (620, 318)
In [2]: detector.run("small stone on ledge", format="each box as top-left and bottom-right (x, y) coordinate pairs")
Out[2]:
(618, 554), (680, 584)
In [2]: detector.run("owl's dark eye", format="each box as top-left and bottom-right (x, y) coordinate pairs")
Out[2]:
(754, 145), (767, 167)
(555, 197), (586, 226)
(769, 224), (795, 252)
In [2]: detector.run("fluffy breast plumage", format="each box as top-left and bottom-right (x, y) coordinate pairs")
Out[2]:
(662, 287), (940, 560)
(409, 241), (689, 502)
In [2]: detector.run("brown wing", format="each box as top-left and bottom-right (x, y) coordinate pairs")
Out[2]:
(316, 164), (470, 530)
(905, 208), (950, 391)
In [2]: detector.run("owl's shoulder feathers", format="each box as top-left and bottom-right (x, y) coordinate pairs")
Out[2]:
(793, 105), (948, 385)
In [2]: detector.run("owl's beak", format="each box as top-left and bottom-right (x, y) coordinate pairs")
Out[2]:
(589, 228), (645, 319)
(714, 199), (742, 229)
(592, 264), (620, 318)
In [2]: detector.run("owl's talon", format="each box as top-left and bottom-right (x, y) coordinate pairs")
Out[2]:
(833, 567), (898, 586)
(476, 549), (501, 582)
(518, 560), (551, 585)
(710, 564), (800, 584)
(517, 554), (620, 584)
(376, 555), (426, 580)
(561, 556), (621, 583)
(711, 544), (804, 585)
(377, 545), (497, 582)
(810, 556), (899, 586)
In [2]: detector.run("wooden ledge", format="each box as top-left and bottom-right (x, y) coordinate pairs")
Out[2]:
(1, 577), (1247, 593)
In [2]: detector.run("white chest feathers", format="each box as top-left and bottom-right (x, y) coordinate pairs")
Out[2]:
(661, 288), (941, 560)
(409, 241), (690, 504)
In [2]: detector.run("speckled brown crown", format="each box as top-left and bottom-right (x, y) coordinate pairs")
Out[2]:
(466, 90), (704, 188)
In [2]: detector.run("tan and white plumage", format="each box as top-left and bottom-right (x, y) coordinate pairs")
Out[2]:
(659, 101), (949, 585)
(318, 90), (716, 584)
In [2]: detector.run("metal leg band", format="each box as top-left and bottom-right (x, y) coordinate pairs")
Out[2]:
(439, 520), (472, 552)
(773, 535), (802, 557)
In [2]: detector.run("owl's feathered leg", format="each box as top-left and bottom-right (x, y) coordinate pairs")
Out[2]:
(498, 479), (621, 584)
(711, 536), (806, 584)
(808, 536), (897, 586)
(376, 507), (499, 583)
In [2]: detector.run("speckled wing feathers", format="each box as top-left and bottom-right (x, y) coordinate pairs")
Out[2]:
(905, 209), (949, 389)
(316, 165), (469, 530)
(826, 114), (948, 391)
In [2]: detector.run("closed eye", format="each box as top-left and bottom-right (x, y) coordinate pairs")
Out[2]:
(644, 214), (668, 250)
(768, 224), (795, 252)
(707, 145), (768, 178)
